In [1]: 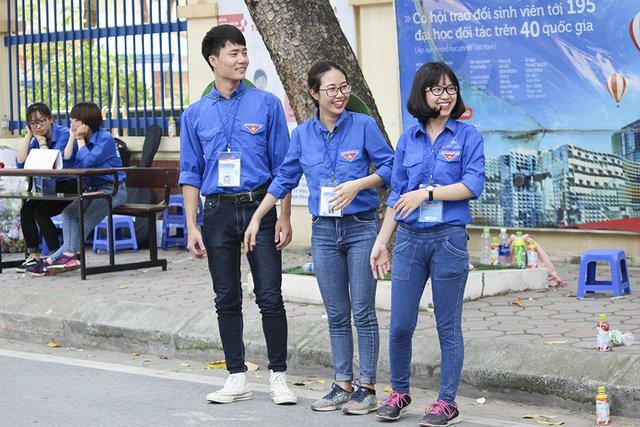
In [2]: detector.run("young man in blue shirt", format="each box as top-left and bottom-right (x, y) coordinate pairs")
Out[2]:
(179, 24), (296, 405)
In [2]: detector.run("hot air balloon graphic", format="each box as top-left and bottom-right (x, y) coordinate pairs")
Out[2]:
(606, 72), (627, 107)
(630, 12), (640, 52)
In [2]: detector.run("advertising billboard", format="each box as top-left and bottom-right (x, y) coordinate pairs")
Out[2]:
(396, 0), (640, 228)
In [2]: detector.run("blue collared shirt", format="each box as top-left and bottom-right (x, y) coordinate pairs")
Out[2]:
(178, 81), (290, 195)
(16, 124), (71, 172)
(387, 118), (485, 227)
(65, 128), (125, 188)
(268, 109), (395, 216)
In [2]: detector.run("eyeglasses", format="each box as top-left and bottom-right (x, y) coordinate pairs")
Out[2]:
(426, 85), (458, 96)
(319, 84), (352, 98)
(28, 117), (50, 127)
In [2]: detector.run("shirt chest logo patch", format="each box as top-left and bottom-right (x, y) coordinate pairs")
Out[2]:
(244, 124), (263, 134)
(441, 151), (460, 161)
(341, 150), (359, 161)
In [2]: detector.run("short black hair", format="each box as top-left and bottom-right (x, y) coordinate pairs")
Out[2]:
(26, 102), (52, 121)
(70, 102), (103, 132)
(201, 24), (246, 72)
(307, 60), (348, 108)
(406, 62), (466, 122)
(254, 68), (267, 81)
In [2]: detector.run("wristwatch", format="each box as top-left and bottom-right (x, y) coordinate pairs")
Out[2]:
(426, 185), (435, 201)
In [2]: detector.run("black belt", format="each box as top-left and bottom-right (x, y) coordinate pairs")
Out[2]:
(209, 184), (269, 204)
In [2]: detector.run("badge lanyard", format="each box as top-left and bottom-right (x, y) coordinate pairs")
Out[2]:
(215, 92), (245, 187)
(419, 130), (444, 223)
(319, 127), (343, 217)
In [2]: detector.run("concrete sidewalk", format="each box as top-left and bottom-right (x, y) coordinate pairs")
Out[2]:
(0, 246), (639, 418)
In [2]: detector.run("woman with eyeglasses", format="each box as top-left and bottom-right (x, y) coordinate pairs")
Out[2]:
(26, 102), (127, 276)
(14, 103), (76, 272)
(370, 62), (485, 426)
(244, 60), (394, 415)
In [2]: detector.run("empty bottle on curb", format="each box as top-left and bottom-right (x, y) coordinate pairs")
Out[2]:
(168, 116), (177, 137)
(526, 239), (538, 268)
(498, 228), (510, 266)
(480, 227), (492, 265)
(490, 237), (499, 265)
(302, 262), (315, 273)
(513, 231), (526, 269)
(1, 115), (9, 137)
(597, 314), (610, 352)
(596, 386), (611, 425)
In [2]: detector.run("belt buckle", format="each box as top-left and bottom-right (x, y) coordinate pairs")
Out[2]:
(235, 192), (253, 203)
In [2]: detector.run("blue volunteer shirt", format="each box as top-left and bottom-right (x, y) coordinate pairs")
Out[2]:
(178, 81), (290, 195)
(268, 109), (395, 216)
(64, 128), (125, 187)
(388, 118), (485, 227)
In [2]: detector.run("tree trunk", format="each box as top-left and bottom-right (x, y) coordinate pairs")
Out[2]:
(244, 0), (393, 235)
(243, 0), (389, 143)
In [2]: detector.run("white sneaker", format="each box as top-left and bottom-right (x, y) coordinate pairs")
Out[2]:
(206, 372), (252, 404)
(269, 370), (297, 405)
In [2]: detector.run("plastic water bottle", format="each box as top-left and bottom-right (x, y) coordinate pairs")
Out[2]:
(168, 116), (177, 137)
(526, 239), (538, 268)
(596, 386), (611, 425)
(1, 115), (9, 137)
(480, 227), (492, 265)
(490, 237), (499, 265)
(302, 262), (314, 273)
(498, 228), (510, 266)
(596, 314), (610, 352)
(513, 231), (526, 269)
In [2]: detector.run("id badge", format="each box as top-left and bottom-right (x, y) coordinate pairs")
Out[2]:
(418, 183), (442, 222)
(218, 151), (241, 187)
(319, 185), (342, 217)
(419, 200), (443, 222)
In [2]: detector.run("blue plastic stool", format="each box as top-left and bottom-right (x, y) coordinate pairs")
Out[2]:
(577, 249), (631, 298)
(92, 214), (138, 253)
(40, 214), (63, 256)
(161, 194), (203, 250)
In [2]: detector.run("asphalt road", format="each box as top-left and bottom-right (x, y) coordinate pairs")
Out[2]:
(1, 339), (635, 427)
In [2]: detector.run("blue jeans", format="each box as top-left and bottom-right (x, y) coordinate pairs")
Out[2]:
(389, 223), (468, 404)
(49, 182), (127, 261)
(311, 210), (380, 385)
(202, 196), (287, 374)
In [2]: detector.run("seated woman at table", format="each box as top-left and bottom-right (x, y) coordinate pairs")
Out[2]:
(26, 102), (127, 276)
(14, 103), (77, 272)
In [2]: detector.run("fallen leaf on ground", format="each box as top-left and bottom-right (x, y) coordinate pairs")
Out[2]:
(310, 387), (325, 391)
(512, 298), (523, 307)
(132, 352), (140, 356)
(143, 359), (151, 362)
(253, 373), (263, 378)
(180, 363), (190, 367)
(535, 421), (563, 425)
(160, 355), (172, 360)
(382, 386), (393, 392)
(543, 341), (567, 345)
(611, 296), (628, 300)
(426, 307), (434, 313)
(522, 414), (541, 419)
(118, 284), (133, 290)
(245, 361), (259, 371)
(47, 340), (61, 348)
(316, 379), (325, 384)
(205, 360), (226, 370)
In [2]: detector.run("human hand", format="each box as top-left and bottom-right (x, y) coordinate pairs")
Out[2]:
(187, 228), (207, 259)
(329, 180), (362, 212)
(370, 242), (391, 280)
(36, 135), (48, 148)
(393, 188), (427, 219)
(243, 219), (261, 252)
(76, 124), (91, 139)
(274, 216), (292, 250)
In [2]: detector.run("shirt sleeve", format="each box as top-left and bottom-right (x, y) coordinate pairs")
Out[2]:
(75, 131), (114, 168)
(387, 133), (409, 207)
(178, 107), (205, 189)
(265, 96), (290, 179)
(363, 116), (395, 189)
(267, 128), (304, 199)
(459, 126), (485, 199)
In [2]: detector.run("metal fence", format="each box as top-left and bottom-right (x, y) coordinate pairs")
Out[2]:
(4, 0), (187, 136)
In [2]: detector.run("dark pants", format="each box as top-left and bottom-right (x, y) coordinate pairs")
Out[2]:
(203, 196), (287, 374)
(20, 179), (77, 254)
